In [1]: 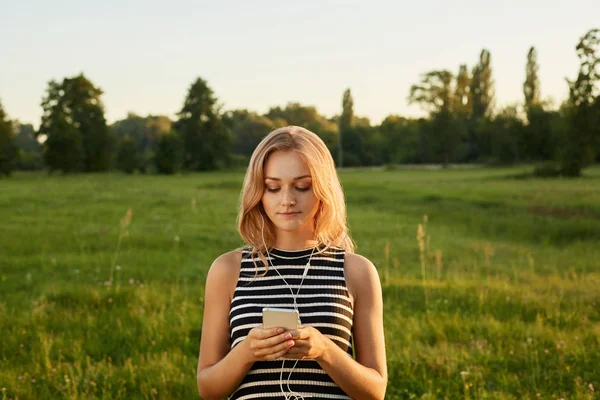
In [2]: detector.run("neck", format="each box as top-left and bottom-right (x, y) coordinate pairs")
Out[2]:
(274, 226), (317, 251)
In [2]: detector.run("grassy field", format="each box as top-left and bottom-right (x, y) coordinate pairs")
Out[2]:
(1, 166), (599, 399)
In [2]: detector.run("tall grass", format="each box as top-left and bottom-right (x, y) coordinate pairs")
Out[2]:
(1, 166), (599, 399)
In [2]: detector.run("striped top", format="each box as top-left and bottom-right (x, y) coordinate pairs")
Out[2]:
(229, 246), (354, 400)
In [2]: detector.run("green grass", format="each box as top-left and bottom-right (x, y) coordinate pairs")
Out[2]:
(1, 166), (599, 399)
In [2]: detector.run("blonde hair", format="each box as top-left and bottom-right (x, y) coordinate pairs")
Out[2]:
(237, 126), (354, 266)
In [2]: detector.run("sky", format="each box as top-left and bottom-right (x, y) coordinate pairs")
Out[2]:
(1, 0), (599, 128)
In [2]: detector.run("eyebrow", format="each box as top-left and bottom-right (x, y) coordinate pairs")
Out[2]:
(264, 175), (311, 181)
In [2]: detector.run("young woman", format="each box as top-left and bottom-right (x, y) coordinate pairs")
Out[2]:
(197, 126), (387, 400)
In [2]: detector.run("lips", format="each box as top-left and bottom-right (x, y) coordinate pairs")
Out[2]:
(279, 212), (300, 215)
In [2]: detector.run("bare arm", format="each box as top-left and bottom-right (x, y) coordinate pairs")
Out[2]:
(196, 251), (249, 399)
(196, 251), (297, 399)
(285, 253), (387, 400)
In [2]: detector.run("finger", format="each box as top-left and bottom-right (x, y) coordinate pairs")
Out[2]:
(254, 332), (293, 350)
(289, 327), (312, 340)
(286, 343), (307, 354)
(265, 346), (293, 361)
(258, 339), (294, 358)
(252, 326), (284, 340)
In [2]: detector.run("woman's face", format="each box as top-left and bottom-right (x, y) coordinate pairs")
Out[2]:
(261, 150), (320, 234)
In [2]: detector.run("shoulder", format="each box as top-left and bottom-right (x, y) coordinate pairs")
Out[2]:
(344, 252), (379, 281)
(343, 252), (381, 303)
(206, 249), (244, 293)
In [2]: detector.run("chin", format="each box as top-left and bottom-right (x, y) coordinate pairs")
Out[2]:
(275, 222), (303, 232)
(274, 219), (307, 232)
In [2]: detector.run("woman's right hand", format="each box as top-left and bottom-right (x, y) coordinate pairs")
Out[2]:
(243, 327), (295, 362)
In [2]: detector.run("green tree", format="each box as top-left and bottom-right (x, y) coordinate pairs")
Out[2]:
(0, 99), (18, 176)
(225, 111), (276, 157)
(525, 106), (555, 161)
(175, 77), (231, 171)
(38, 74), (112, 173)
(13, 122), (43, 171)
(266, 103), (321, 126)
(595, 96), (600, 162)
(338, 88), (354, 167)
(111, 113), (172, 172)
(154, 131), (184, 174)
(409, 70), (463, 165)
(562, 28), (600, 176)
(265, 102), (339, 157)
(42, 113), (84, 173)
(477, 105), (524, 164)
(454, 64), (471, 117)
(379, 115), (421, 164)
(362, 127), (387, 166)
(522, 47), (554, 161)
(116, 135), (139, 174)
(470, 49), (494, 120)
(408, 70), (454, 114)
(524, 47), (541, 110)
(339, 125), (364, 167)
(466, 49), (495, 161)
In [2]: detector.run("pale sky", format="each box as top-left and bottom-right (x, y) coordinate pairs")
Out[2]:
(1, 0), (599, 128)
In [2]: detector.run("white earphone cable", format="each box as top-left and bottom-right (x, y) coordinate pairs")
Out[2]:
(261, 215), (314, 400)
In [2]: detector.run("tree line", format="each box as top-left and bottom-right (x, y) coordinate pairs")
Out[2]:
(0, 28), (598, 177)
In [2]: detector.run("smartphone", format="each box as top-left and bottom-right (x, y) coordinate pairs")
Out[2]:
(262, 308), (299, 331)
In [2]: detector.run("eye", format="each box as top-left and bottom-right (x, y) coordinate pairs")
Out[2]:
(266, 187), (280, 193)
(296, 187), (311, 192)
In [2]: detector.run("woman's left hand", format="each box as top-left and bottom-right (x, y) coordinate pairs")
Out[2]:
(282, 325), (331, 360)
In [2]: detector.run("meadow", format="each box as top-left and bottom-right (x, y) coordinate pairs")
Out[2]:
(1, 166), (599, 399)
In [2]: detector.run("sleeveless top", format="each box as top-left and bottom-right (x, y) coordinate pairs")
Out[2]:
(228, 246), (354, 400)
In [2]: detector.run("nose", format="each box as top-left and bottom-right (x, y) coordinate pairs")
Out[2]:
(281, 187), (296, 206)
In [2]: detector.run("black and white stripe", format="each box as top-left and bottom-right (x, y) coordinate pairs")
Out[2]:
(229, 246), (353, 400)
